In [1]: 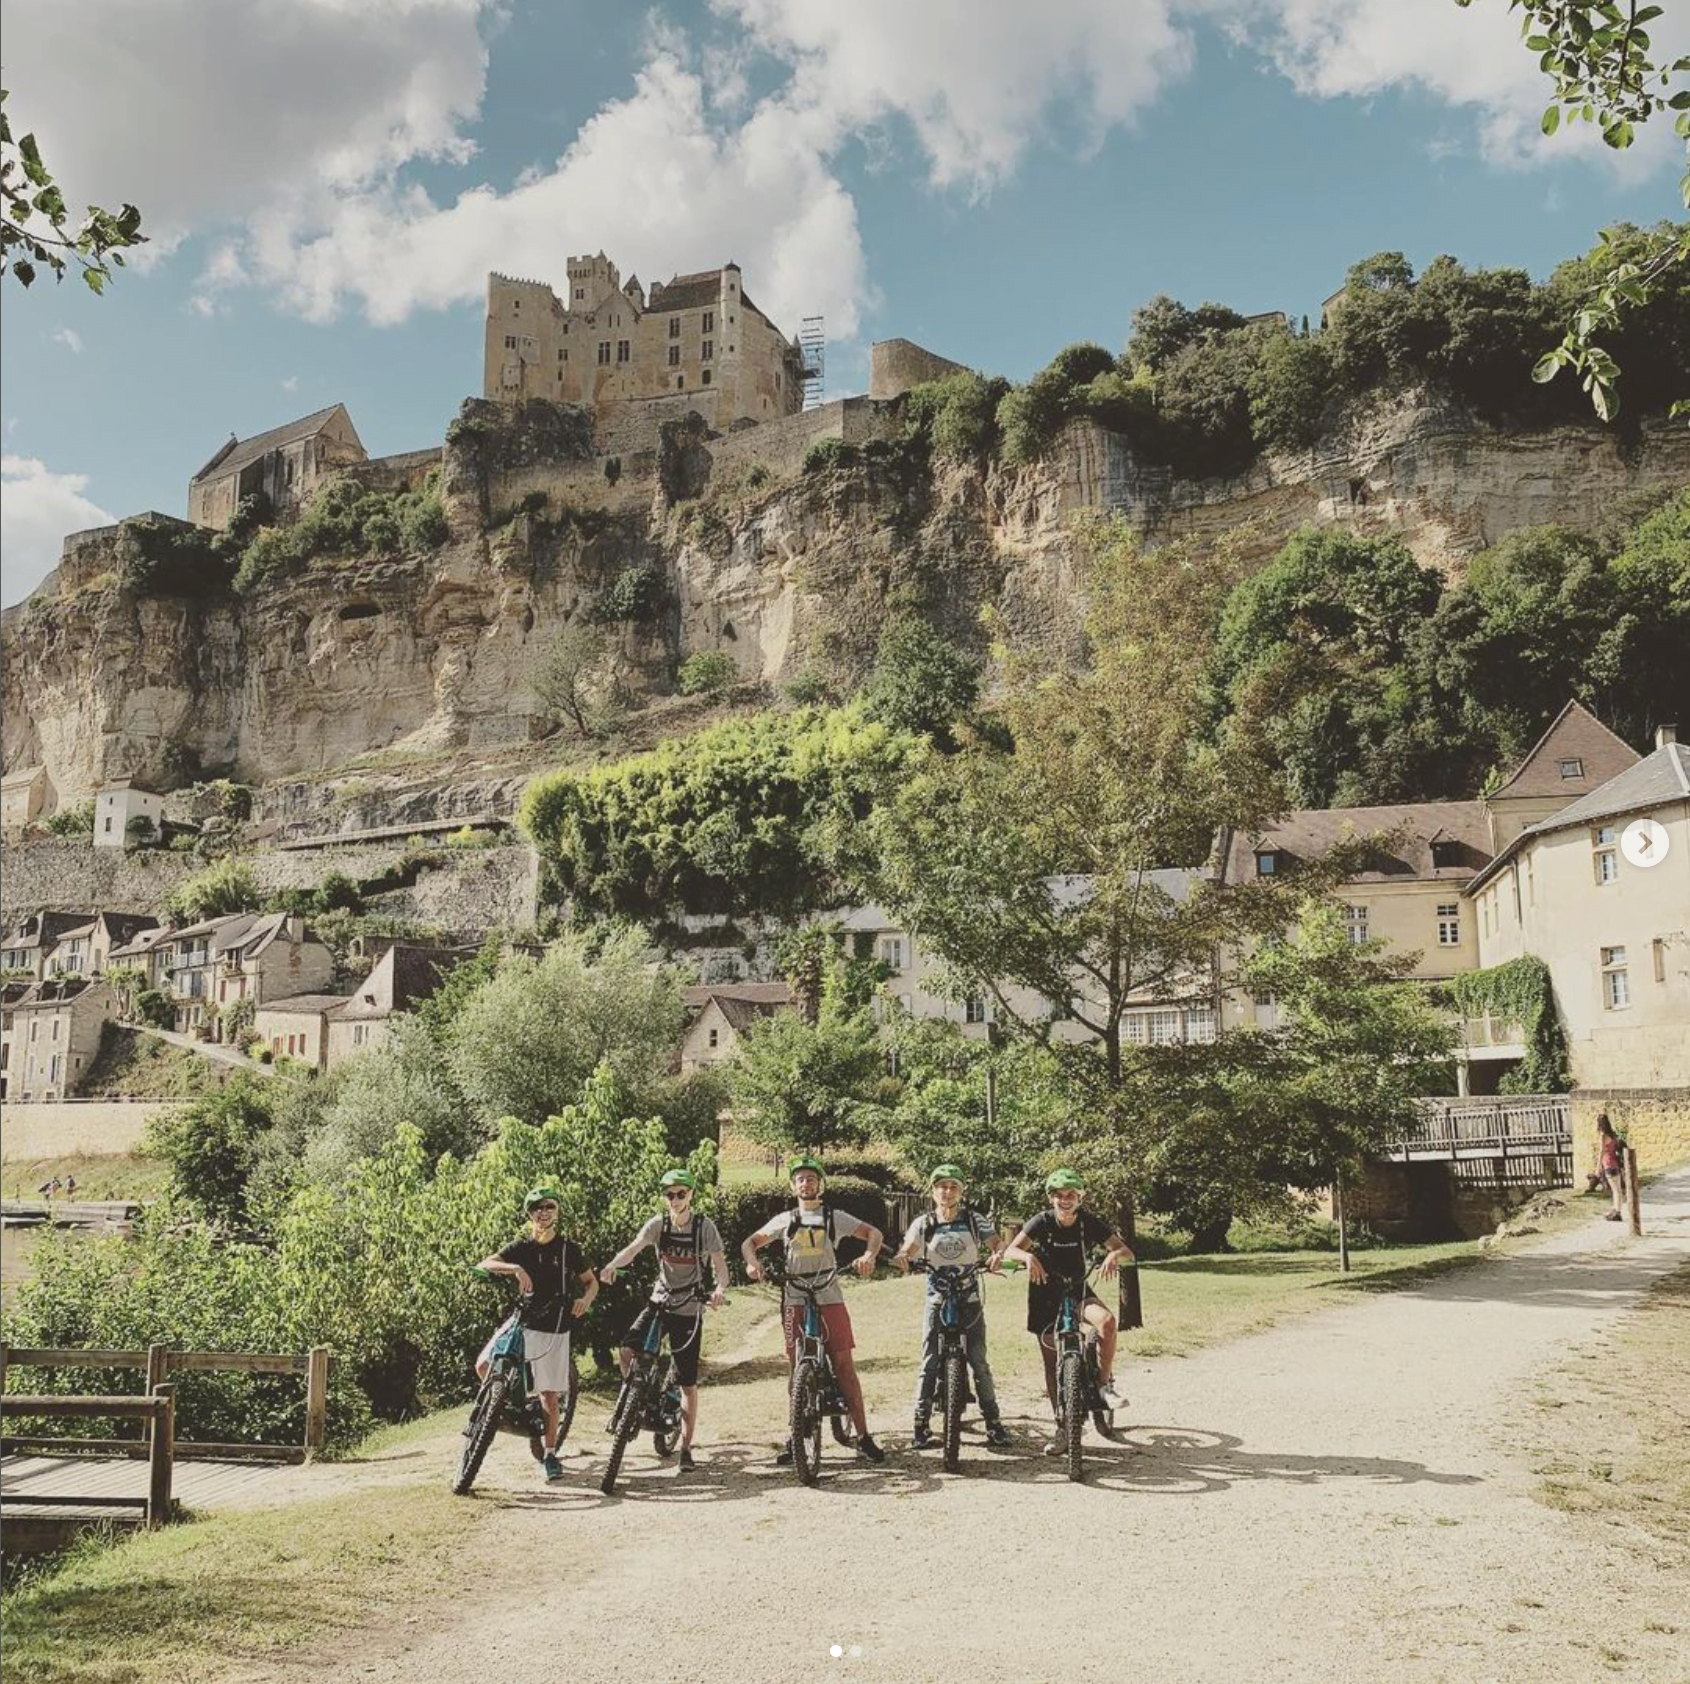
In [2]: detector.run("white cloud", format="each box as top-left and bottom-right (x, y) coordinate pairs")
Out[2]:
(52, 328), (85, 354)
(281, 376), (300, 392)
(1, 457), (116, 607)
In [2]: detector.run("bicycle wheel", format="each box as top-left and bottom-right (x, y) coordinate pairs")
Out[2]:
(651, 1362), (681, 1459)
(560, 1355), (580, 1442)
(1058, 1350), (1085, 1483)
(453, 1373), (506, 1497)
(600, 1369), (645, 1495)
(790, 1357), (825, 1487)
(941, 1350), (966, 1474)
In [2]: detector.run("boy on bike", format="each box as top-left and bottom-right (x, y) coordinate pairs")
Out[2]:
(475, 1183), (599, 1482)
(599, 1168), (729, 1473)
(1003, 1169), (1133, 1431)
(892, 1164), (1012, 1449)
(742, 1155), (887, 1465)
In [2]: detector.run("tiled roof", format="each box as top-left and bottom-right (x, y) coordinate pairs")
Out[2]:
(682, 982), (793, 1010)
(4, 911), (95, 951)
(191, 405), (348, 484)
(1467, 742), (1690, 891)
(336, 943), (461, 1020)
(1489, 700), (1640, 802)
(1218, 802), (1493, 885)
(648, 269), (726, 312)
(1, 764), (46, 788)
(109, 926), (173, 960)
(256, 993), (350, 1017)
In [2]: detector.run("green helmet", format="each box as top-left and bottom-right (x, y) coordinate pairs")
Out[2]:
(928, 1163), (966, 1187)
(659, 1168), (698, 1191)
(1044, 1168), (1085, 1193)
(787, 1154), (826, 1180)
(524, 1183), (564, 1212)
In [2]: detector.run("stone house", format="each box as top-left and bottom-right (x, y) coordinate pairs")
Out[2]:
(94, 779), (166, 849)
(2, 912), (96, 983)
(1, 764), (52, 832)
(7, 978), (116, 1101)
(324, 942), (462, 1068)
(1484, 700), (1641, 850)
(255, 994), (350, 1071)
(43, 912), (160, 979)
(484, 256), (804, 425)
(164, 912), (333, 1038)
(1, 980), (31, 1100)
(188, 404), (367, 532)
(1466, 728), (1689, 1100)
(106, 924), (176, 991)
(679, 982), (794, 1072)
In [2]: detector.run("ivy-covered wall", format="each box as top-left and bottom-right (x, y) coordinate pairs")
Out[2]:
(1447, 956), (1572, 1094)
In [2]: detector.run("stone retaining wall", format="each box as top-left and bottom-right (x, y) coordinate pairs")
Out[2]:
(1570, 1088), (1690, 1173)
(368, 846), (538, 937)
(0, 1099), (183, 1159)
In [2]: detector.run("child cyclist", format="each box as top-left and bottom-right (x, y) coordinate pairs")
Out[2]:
(1002, 1168), (1134, 1439)
(742, 1155), (888, 1465)
(599, 1168), (729, 1473)
(892, 1164), (1012, 1449)
(475, 1183), (600, 1482)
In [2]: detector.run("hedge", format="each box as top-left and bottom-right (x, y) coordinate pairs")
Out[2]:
(713, 1177), (892, 1281)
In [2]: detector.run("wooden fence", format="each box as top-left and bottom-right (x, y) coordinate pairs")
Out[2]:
(0, 1388), (175, 1526)
(1378, 1095), (1572, 1163)
(0, 1343), (330, 1463)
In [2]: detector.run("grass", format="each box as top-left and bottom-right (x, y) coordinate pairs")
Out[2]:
(2, 1153), (172, 1203)
(1527, 1261), (1690, 1569)
(81, 1025), (223, 1101)
(0, 1484), (486, 1684)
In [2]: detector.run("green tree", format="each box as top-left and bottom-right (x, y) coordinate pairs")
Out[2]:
(531, 623), (617, 738)
(145, 1076), (279, 1226)
(678, 651), (738, 698)
(861, 615), (981, 744)
(1, 89), (145, 292)
(164, 857), (261, 924)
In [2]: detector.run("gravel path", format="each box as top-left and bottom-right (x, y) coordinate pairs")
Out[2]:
(239, 1171), (1690, 1684)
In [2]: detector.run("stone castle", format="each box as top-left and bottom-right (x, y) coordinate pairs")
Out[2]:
(484, 254), (807, 427)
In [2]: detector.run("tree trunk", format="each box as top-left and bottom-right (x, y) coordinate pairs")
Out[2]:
(1334, 1170), (1350, 1274)
(1188, 1214), (1232, 1254)
(1118, 1193), (1144, 1330)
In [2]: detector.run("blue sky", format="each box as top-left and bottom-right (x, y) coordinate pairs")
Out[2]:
(3, 0), (1683, 605)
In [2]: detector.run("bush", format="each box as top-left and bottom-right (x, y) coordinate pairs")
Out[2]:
(712, 1176), (893, 1281)
(678, 651), (738, 698)
(165, 857), (260, 925)
(231, 478), (448, 595)
(802, 437), (858, 474)
(134, 988), (174, 1030)
(860, 616), (980, 744)
(902, 371), (1009, 462)
(44, 801), (95, 839)
(593, 562), (665, 623)
(125, 814), (158, 845)
(782, 668), (832, 706)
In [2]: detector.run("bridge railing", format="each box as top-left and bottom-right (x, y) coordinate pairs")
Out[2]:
(0, 1343), (330, 1463)
(1377, 1095), (1572, 1161)
(0, 1388), (175, 1526)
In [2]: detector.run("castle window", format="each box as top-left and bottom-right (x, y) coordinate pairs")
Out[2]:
(667, 346), (680, 367)
(703, 311), (714, 333)
(702, 340), (713, 361)
(676, 376), (684, 390)
(729, 314), (735, 324)
(702, 369), (712, 385)
(597, 342), (611, 366)
(669, 317), (681, 339)
(575, 288), (585, 301)
(616, 340), (630, 363)
(504, 335), (518, 349)
(512, 299), (520, 313)
(558, 349), (565, 361)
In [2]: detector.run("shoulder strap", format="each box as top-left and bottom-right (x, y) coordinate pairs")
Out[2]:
(921, 1210), (938, 1245)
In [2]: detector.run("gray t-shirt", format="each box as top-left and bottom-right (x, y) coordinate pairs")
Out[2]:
(630, 1213), (723, 1316)
(752, 1205), (858, 1308)
(901, 1209), (997, 1302)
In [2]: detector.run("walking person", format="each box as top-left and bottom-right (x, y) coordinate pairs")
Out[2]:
(1596, 1114), (1627, 1222)
(599, 1169), (728, 1473)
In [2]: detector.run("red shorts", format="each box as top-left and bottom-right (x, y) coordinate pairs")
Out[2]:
(782, 1301), (854, 1359)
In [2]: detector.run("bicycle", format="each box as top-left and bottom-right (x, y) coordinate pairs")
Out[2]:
(453, 1270), (581, 1497)
(908, 1259), (987, 1473)
(600, 1284), (707, 1496)
(1041, 1264), (1118, 1484)
(780, 1265), (862, 1487)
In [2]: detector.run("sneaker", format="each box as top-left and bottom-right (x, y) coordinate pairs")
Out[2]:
(911, 1423), (935, 1450)
(774, 1441), (794, 1467)
(1098, 1381), (1125, 1411)
(678, 1448), (696, 1473)
(1605, 1211), (1623, 1222)
(541, 1452), (564, 1482)
(856, 1434), (887, 1465)
(1043, 1439), (1064, 1457)
(985, 1421), (1012, 1449)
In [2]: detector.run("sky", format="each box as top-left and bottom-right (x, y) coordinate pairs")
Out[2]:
(3, 0), (1684, 605)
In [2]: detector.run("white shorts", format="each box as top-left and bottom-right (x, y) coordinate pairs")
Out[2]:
(479, 1325), (572, 1395)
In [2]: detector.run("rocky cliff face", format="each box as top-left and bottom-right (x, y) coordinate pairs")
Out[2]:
(4, 391), (1685, 805)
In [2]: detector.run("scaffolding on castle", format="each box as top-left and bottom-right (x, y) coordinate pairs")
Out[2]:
(800, 317), (825, 410)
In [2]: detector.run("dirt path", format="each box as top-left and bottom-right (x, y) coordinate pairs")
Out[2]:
(238, 1172), (1690, 1684)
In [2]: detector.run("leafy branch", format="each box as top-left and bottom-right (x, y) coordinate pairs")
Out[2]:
(1, 88), (145, 293)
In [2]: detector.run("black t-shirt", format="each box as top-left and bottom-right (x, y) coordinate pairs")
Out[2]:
(496, 1234), (586, 1334)
(1021, 1208), (1114, 1290)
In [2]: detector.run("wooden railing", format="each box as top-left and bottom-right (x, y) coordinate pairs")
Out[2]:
(1377, 1095), (1572, 1162)
(0, 1389), (175, 1525)
(0, 1343), (330, 1463)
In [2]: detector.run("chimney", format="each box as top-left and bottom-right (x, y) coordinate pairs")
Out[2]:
(1658, 724), (1679, 748)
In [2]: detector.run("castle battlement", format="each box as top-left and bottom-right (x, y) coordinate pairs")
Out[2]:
(484, 254), (804, 429)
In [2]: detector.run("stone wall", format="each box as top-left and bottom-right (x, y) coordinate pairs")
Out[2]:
(870, 338), (969, 400)
(1570, 1088), (1690, 1174)
(342, 448), (444, 496)
(0, 839), (198, 917)
(0, 1099), (182, 1159)
(370, 845), (538, 937)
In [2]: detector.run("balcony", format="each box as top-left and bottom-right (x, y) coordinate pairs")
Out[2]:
(1458, 1012), (1527, 1059)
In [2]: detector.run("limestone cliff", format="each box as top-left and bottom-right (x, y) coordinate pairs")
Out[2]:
(4, 390), (1685, 806)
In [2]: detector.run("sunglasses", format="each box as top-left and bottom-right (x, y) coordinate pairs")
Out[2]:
(530, 1202), (558, 1212)
(662, 1188), (691, 1200)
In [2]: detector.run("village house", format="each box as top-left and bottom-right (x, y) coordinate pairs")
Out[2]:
(324, 942), (463, 1068)
(1, 765), (53, 832)
(7, 978), (117, 1101)
(163, 911), (334, 1038)
(93, 778), (166, 849)
(43, 912), (160, 979)
(255, 994), (350, 1070)
(1466, 727), (1689, 1094)
(484, 255), (805, 425)
(679, 982), (794, 1072)
(106, 923), (177, 990)
(1483, 700), (1642, 850)
(2, 912), (98, 982)
(1, 980), (31, 1100)
(187, 404), (367, 532)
